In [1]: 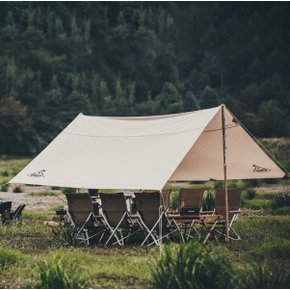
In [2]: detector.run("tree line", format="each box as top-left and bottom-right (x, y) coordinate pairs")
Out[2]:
(0, 2), (289, 154)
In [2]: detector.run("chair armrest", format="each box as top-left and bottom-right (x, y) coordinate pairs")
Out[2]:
(229, 210), (241, 214)
(200, 210), (214, 215)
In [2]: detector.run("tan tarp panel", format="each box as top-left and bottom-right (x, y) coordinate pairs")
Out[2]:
(9, 105), (285, 190)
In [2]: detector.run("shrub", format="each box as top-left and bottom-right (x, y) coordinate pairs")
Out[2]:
(0, 248), (24, 267)
(243, 179), (260, 188)
(61, 187), (77, 194)
(243, 189), (257, 200)
(152, 241), (235, 288)
(11, 167), (20, 177)
(0, 180), (9, 192)
(213, 180), (223, 189)
(271, 192), (290, 209)
(202, 190), (215, 211)
(51, 225), (78, 247)
(1, 170), (9, 177)
(228, 181), (238, 188)
(34, 255), (86, 288)
(13, 185), (23, 193)
(169, 189), (179, 211)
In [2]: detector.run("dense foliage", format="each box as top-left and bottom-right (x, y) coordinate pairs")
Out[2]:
(0, 2), (289, 154)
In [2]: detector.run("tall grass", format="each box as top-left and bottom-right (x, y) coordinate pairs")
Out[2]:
(271, 192), (290, 209)
(152, 241), (235, 288)
(61, 187), (77, 194)
(240, 264), (290, 288)
(28, 191), (62, 197)
(34, 255), (86, 288)
(0, 179), (9, 192)
(0, 248), (24, 267)
(152, 241), (290, 289)
(202, 189), (215, 211)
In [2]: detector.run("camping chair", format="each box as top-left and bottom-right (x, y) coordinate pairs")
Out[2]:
(177, 188), (206, 240)
(8, 204), (26, 223)
(135, 191), (183, 246)
(99, 192), (142, 246)
(0, 201), (12, 224)
(178, 188), (205, 214)
(161, 189), (172, 212)
(212, 188), (242, 241)
(65, 193), (104, 245)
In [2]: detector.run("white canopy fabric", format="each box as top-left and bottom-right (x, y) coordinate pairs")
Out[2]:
(9, 105), (285, 190)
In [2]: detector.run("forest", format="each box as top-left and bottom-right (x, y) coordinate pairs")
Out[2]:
(0, 2), (289, 154)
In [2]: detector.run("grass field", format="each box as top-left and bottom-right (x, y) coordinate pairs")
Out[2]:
(0, 207), (289, 288)
(0, 138), (290, 288)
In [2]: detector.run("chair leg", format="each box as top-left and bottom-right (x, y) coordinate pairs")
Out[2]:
(141, 212), (164, 246)
(185, 219), (201, 241)
(104, 212), (127, 246)
(166, 216), (185, 243)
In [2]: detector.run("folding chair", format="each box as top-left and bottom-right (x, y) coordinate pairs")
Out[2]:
(177, 188), (206, 240)
(0, 201), (12, 224)
(65, 193), (104, 245)
(135, 191), (183, 246)
(8, 204), (26, 223)
(214, 188), (242, 241)
(161, 189), (172, 212)
(178, 188), (205, 215)
(99, 192), (141, 246)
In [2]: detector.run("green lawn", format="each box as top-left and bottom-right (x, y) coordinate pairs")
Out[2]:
(0, 148), (290, 288)
(0, 201), (289, 288)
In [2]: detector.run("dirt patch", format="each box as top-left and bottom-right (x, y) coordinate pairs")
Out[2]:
(0, 186), (66, 212)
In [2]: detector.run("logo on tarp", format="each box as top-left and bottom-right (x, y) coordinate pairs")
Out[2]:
(27, 169), (46, 178)
(252, 165), (271, 173)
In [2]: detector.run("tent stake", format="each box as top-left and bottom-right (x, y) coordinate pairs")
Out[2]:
(221, 105), (230, 242)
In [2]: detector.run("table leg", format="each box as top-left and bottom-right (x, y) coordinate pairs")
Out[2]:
(202, 219), (219, 245)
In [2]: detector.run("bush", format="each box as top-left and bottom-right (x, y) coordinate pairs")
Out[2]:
(0, 180), (9, 192)
(152, 241), (290, 289)
(152, 241), (235, 288)
(213, 180), (224, 189)
(51, 225), (78, 247)
(34, 255), (86, 288)
(228, 181), (238, 188)
(1, 170), (9, 177)
(243, 179), (260, 188)
(13, 185), (23, 193)
(11, 167), (20, 177)
(271, 192), (290, 209)
(202, 190), (215, 211)
(169, 188), (179, 211)
(61, 187), (77, 194)
(243, 189), (257, 200)
(0, 248), (24, 267)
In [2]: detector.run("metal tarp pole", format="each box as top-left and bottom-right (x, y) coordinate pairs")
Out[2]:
(221, 105), (230, 242)
(159, 190), (163, 253)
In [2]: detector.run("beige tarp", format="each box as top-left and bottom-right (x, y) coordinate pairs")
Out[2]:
(9, 105), (285, 190)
